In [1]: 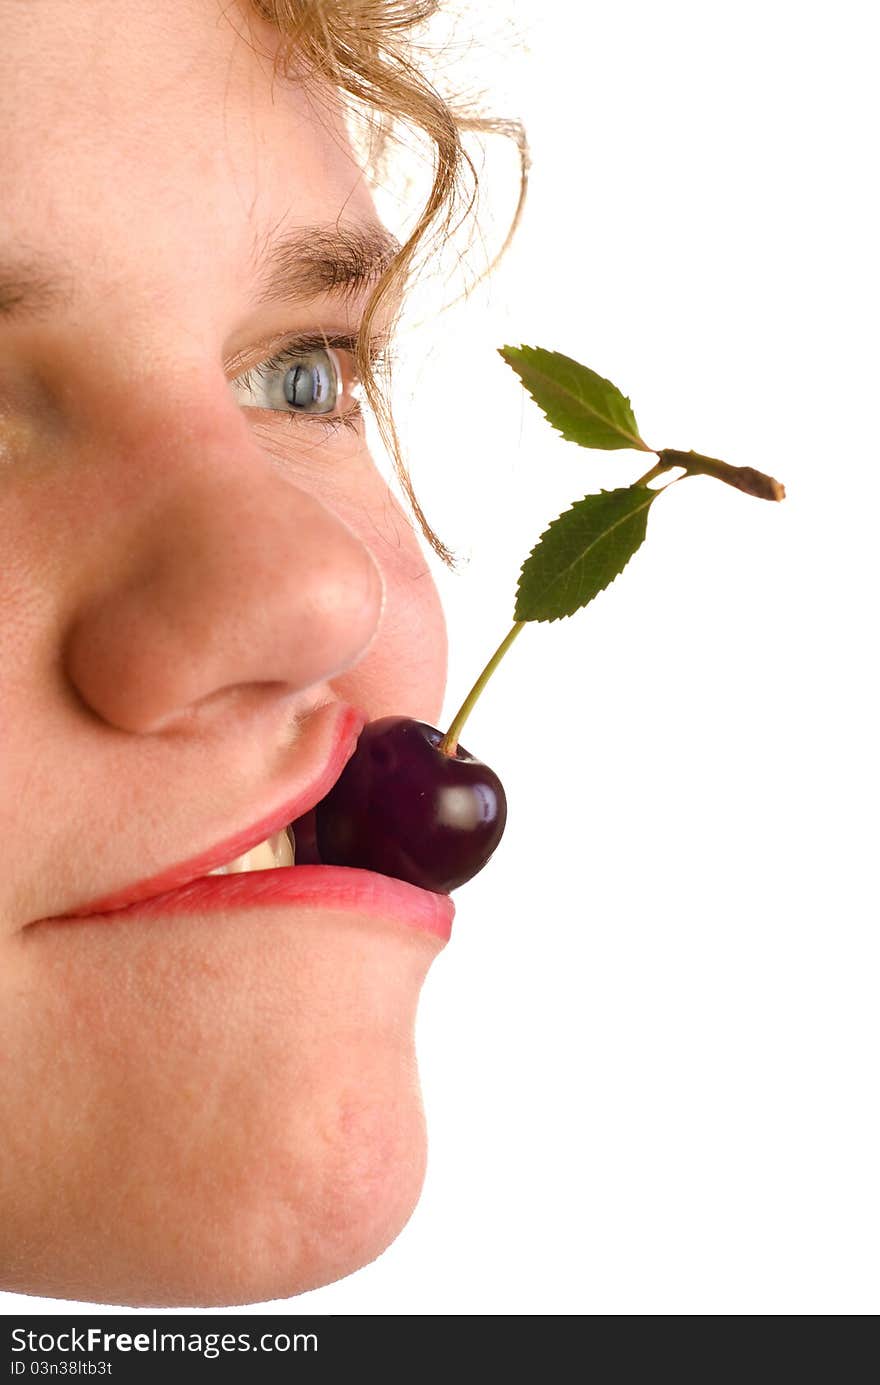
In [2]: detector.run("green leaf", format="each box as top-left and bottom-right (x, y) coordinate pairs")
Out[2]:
(515, 486), (659, 623)
(500, 344), (650, 452)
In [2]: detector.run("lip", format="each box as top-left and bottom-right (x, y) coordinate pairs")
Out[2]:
(37, 699), (454, 942)
(58, 866), (454, 941)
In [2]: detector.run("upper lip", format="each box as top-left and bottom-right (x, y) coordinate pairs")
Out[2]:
(52, 700), (367, 920)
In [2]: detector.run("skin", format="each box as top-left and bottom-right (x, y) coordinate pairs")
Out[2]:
(0, 0), (449, 1306)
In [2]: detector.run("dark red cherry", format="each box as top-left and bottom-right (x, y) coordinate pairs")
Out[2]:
(309, 716), (507, 894)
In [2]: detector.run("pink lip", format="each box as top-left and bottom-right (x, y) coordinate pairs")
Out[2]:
(40, 700), (454, 943)
(62, 866), (454, 941)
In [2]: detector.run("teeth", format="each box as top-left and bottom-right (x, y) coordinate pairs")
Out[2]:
(208, 827), (295, 875)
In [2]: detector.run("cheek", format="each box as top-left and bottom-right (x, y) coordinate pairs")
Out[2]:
(331, 486), (449, 727)
(0, 914), (439, 1307)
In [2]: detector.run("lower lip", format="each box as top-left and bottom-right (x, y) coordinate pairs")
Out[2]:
(55, 865), (455, 941)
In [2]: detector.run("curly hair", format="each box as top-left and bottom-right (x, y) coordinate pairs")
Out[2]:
(246, 0), (528, 568)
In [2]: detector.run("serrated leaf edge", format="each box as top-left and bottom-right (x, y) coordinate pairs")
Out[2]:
(514, 487), (657, 624)
(500, 345), (646, 452)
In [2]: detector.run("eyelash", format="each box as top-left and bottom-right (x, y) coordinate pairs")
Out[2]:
(234, 331), (389, 439)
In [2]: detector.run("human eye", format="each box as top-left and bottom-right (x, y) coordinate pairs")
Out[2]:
(229, 332), (369, 432)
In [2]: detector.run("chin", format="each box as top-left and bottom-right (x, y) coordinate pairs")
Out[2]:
(0, 905), (444, 1307)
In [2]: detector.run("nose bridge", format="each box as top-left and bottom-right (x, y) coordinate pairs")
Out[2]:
(62, 392), (385, 733)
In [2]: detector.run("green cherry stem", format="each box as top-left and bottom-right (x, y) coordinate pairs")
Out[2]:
(633, 458), (671, 487)
(439, 459), (676, 759)
(439, 621), (527, 757)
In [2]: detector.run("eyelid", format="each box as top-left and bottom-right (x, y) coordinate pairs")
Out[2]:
(231, 330), (391, 423)
(226, 329), (386, 382)
(234, 339), (337, 423)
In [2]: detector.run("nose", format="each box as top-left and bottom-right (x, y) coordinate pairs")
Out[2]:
(63, 390), (385, 734)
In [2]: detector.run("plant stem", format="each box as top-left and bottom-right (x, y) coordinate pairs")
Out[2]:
(633, 458), (670, 487)
(658, 448), (785, 501)
(439, 621), (527, 756)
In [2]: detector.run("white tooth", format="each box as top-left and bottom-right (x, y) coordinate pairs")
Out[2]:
(208, 829), (295, 875)
(270, 828), (295, 867)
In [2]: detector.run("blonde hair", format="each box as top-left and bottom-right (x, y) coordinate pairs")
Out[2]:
(247, 0), (527, 568)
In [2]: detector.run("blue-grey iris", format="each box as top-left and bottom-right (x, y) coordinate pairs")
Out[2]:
(283, 350), (338, 414)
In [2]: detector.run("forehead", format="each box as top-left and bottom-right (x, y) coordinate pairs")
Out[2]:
(0, 0), (375, 330)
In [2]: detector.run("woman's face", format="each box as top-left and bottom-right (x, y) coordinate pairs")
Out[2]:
(0, 0), (450, 1306)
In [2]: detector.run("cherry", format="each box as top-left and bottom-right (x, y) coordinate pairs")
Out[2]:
(293, 625), (523, 893)
(310, 716), (507, 894)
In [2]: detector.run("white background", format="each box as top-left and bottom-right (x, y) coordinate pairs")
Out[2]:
(4, 0), (877, 1317)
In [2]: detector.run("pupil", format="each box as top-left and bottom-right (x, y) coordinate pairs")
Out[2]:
(283, 352), (335, 413)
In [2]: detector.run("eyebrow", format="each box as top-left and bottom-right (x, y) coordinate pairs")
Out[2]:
(0, 221), (402, 324)
(251, 220), (402, 308)
(0, 261), (72, 322)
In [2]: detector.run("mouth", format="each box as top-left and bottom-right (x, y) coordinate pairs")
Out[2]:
(38, 702), (454, 943)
